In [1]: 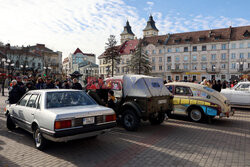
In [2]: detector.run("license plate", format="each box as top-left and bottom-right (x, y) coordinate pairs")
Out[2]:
(158, 99), (167, 104)
(83, 117), (95, 125)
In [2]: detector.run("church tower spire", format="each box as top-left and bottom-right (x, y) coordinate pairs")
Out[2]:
(143, 15), (159, 37)
(120, 20), (135, 44)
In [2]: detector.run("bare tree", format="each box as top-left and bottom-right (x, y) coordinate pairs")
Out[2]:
(104, 35), (120, 77)
(129, 40), (151, 75)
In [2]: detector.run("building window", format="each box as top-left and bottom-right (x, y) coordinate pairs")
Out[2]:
(184, 47), (188, 52)
(145, 50), (149, 54)
(231, 63), (236, 69)
(159, 66), (162, 71)
(193, 46), (197, 52)
(192, 55), (197, 61)
(248, 53), (250, 59)
(239, 43), (244, 48)
(167, 56), (171, 62)
(192, 64), (197, 70)
(221, 44), (226, 50)
(221, 53), (226, 60)
(201, 64), (207, 70)
(167, 65), (171, 70)
(202, 45), (206, 51)
(184, 56), (188, 61)
(231, 43), (236, 49)
(175, 76), (180, 81)
(221, 75), (226, 80)
(175, 56), (180, 62)
(167, 48), (172, 52)
(240, 53), (244, 59)
(202, 55), (207, 61)
(167, 76), (171, 81)
(152, 57), (155, 63)
(184, 65), (188, 70)
(175, 64), (179, 70)
(248, 43), (250, 48)
(211, 54), (216, 60)
(231, 53), (236, 59)
(159, 49), (162, 54)
(152, 66), (155, 71)
(159, 57), (162, 62)
(248, 63), (250, 69)
(212, 44), (216, 50)
(152, 50), (156, 54)
(221, 64), (226, 69)
(176, 47), (180, 52)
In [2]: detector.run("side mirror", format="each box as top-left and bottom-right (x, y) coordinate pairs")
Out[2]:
(5, 100), (9, 104)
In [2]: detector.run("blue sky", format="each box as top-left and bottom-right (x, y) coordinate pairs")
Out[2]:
(0, 0), (249, 60)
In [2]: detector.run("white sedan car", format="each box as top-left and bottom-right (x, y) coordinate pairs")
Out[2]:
(5, 89), (116, 150)
(221, 82), (250, 107)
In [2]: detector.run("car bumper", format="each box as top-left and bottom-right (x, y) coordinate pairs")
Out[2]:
(41, 121), (116, 142)
(219, 108), (235, 118)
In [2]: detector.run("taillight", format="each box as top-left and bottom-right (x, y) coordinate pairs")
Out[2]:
(105, 114), (116, 122)
(54, 120), (72, 130)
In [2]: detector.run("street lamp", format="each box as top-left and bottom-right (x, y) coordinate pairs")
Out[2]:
(44, 66), (51, 76)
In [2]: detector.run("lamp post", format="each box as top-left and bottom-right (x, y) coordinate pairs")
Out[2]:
(20, 64), (29, 75)
(1, 58), (6, 96)
(237, 58), (246, 79)
(43, 66), (51, 76)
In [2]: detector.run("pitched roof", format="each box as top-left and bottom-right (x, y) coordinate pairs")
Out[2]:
(143, 25), (250, 46)
(119, 39), (139, 55)
(120, 20), (135, 36)
(143, 15), (158, 31)
(73, 48), (95, 57)
(63, 57), (69, 64)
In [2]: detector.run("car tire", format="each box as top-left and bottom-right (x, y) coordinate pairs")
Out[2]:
(6, 114), (16, 131)
(33, 126), (47, 150)
(188, 108), (204, 122)
(149, 113), (165, 125)
(122, 110), (140, 131)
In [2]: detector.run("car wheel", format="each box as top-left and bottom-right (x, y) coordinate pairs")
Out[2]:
(122, 110), (140, 131)
(189, 108), (203, 122)
(33, 126), (47, 150)
(6, 114), (16, 131)
(149, 113), (166, 125)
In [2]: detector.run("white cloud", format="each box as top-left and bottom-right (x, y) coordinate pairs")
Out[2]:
(0, 0), (143, 61)
(0, 0), (249, 64)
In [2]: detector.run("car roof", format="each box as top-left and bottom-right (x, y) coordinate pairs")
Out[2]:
(28, 89), (82, 93)
(165, 82), (204, 88)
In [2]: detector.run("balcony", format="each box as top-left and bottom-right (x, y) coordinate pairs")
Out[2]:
(170, 69), (187, 73)
(206, 68), (220, 73)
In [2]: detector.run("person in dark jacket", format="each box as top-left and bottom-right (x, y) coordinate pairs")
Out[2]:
(87, 85), (106, 106)
(216, 80), (222, 92)
(26, 82), (36, 92)
(44, 78), (55, 89)
(62, 80), (70, 89)
(8, 80), (24, 104)
(55, 79), (62, 89)
(72, 78), (82, 90)
(107, 90), (118, 113)
(36, 77), (45, 89)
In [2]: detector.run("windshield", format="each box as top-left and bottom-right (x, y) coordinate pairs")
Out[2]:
(46, 91), (96, 108)
(203, 86), (215, 92)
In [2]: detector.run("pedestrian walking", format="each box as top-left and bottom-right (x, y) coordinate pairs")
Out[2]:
(8, 80), (24, 104)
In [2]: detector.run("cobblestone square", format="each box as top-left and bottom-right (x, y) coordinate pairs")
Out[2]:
(0, 94), (250, 167)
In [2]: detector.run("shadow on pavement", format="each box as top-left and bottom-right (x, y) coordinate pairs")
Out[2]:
(0, 139), (20, 167)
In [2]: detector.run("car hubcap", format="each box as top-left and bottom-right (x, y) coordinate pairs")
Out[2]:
(124, 114), (134, 127)
(35, 130), (41, 147)
(191, 110), (201, 121)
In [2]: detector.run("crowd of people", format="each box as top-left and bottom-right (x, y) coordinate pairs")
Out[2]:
(7, 75), (118, 112)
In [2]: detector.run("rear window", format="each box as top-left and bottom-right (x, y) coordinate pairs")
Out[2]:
(46, 91), (96, 108)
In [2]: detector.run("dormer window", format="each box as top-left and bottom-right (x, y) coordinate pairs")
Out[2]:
(185, 37), (192, 42)
(174, 38), (181, 43)
(199, 37), (206, 41)
(214, 35), (221, 40)
(243, 30), (250, 37)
